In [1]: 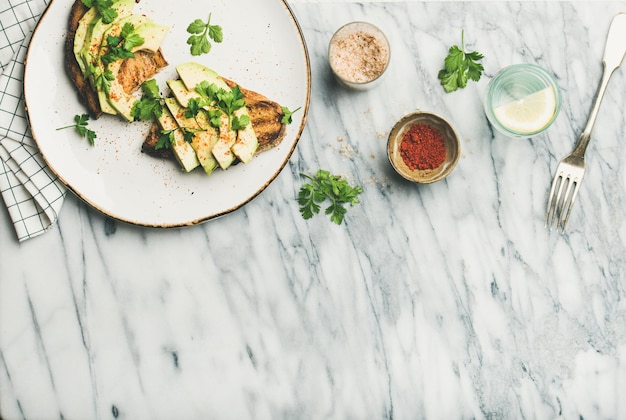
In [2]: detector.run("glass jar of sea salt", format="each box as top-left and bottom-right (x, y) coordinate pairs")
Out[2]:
(328, 21), (391, 90)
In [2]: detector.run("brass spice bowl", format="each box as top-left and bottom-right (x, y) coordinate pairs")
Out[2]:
(387, 111), (461, 183)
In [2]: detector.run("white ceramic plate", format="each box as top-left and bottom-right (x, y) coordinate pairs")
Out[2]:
(24, 0), (310, 227)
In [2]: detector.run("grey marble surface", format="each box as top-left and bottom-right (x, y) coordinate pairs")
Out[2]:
(2, 1), (626, 419)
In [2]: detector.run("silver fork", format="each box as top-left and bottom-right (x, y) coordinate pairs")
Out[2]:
(546, 12), (626, 233)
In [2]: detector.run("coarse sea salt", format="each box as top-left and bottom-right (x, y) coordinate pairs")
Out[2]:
(329, 22), (390, 88)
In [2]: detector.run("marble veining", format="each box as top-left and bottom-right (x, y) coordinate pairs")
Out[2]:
(2, 1), (626, 419)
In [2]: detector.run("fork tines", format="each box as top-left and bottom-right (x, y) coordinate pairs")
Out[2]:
(545, 170), (583, 233)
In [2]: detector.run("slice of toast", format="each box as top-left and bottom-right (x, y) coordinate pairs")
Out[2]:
(65, 0), (167, 119)
(223, 79), (286, 154)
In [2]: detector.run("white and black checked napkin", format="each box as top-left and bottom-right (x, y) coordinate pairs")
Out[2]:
(0, 0), (66, 242)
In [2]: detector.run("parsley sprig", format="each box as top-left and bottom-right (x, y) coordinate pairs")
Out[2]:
(186, 81), (250, 131)
(438, 30), (484, 93)
(82, 0), (118, 24)
(298, 170), (363, 225)
(56, 114), (97, 145)
(101, 22), (144, 66)
(128, 80), (199, 149)
(87, 63), (114, 95)
(186, 14), (223, 56)
(155, 127), (195, 150)
(281, 106), (301, 125)
(131, 79), (165, 121)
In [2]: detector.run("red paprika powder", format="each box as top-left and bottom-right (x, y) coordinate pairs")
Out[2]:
(399, 123), (446, 170)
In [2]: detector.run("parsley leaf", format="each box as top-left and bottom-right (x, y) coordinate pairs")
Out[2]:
(131, 79), (164, 121)
(186, 14), (223, 56)
(281, 106), (301, 124)
(182, 128), (195, 144)
(216, 85), (245, 120)
(101, 22), (144, 65)
(56, 114), (97, 146)
(141, 79), (161, 100)
(298, 170), (363, 225)
(184, 98), (203, 119)
(155, 127), (195, 150)
(95, 68), (114, 94)
(438, 30), (484, 93)
(82, 0), (118, 24)
(193, 81), (249, 131)
(298, 184), (321, 220)
(207, 108), (223, 128)
(120, 21), (135, 39)
(231, 114), (250, 131)
(195, 80), (218, 100)
(156, 129), (176, 150)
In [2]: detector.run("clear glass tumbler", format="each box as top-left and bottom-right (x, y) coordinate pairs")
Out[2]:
(484, 64), (561, 138)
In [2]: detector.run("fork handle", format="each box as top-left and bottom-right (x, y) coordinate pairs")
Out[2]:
(573, 13), (626, 157)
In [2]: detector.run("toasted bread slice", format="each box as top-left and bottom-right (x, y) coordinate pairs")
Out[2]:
(141, 121), (171, 158)
(223, 79), (286, 154)
(65, 0), (167, 119)
(142, 79), (287, 160)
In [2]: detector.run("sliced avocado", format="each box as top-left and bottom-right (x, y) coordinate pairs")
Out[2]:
(134, 23), (169, 52)
(96, 14), (150, 115)
(170, 62), (259, 169)
(167, 79), (196, 107)
(100, 14), (150, 48)
(97, 90), (117, 116)
(73, 7), (98, 74)
(105, 59), (136, 121)
(100, 17), (169, 121)
(95, 14), (146, 118)
(168, 78), (237, 169)
(156, 108), (200, 172)
(211, 114), (237, 169)
(176, 62), (230, 91)
(80, 0), (136, 115)
(231, 107), (258, 163)
(164, 97), (219, 175)
(80, 0), (135, 75)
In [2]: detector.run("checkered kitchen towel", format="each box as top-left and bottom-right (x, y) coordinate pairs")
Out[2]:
(0, 0), (66, 242)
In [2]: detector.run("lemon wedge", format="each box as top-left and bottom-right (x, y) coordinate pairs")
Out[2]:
(493, 87), (557, 134)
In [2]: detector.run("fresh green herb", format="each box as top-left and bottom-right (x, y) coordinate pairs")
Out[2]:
(438, 30), (484, 93)
(94, 66), (114, 95)
(186, 14), (223, 56)
(100, 22), (144, 66)
(231, 114), (250, 131)
(85, 57), (114, 94)
(155, 129), (175, 150)
(56, 114), (97, 146)
(195, 80), (219, 101)
(281, 106), (301, 125)
(192, 81), (249, 131)
(82, 0), (118, 24)
(298, 170), (363, 225)
(207, 108), (223, 128)
(140, 78), (161, 99)
(121, 22), (145, 50)
(155, 127), (195, 150)
(184, 98), (203, 120)
(131, 79), (164, 121)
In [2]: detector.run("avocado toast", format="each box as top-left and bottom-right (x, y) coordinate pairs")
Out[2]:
(65, 0), (168, 120)
(65, 0), (289, 175)
(141, 63), (287, 174)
